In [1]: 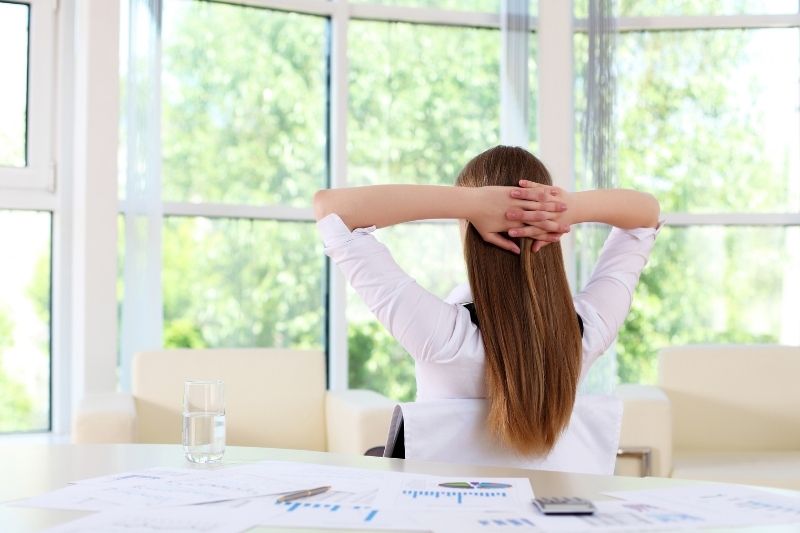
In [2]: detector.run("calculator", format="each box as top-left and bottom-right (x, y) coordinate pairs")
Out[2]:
(532, 497), (596, 515)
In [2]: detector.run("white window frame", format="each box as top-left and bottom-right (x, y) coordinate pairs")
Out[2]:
(569, 9), (800, 232)
(0, 0), (56, 191)
(106, 0), (800, 436)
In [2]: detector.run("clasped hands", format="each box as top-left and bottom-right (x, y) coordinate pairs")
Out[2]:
(469, 180), (570, 255)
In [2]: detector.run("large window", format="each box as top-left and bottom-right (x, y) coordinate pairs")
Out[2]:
(574, 4), (800, 385)
(0, 212), (51, 432)
(0, 2), (29, 168)
(0, 0), (55, 433)
(346, 18), (509, 400)
(119, 0), (530, 401)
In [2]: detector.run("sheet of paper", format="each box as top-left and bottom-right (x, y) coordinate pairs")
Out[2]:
(420, 499), (713, 532)
(13, 465), (308, 511)
(373, 475), (535, 512)
(42, 506), (258, 533)
(606, 484), (800, 527)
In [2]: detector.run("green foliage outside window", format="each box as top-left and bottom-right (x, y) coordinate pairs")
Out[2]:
(156, 2), (797, 404)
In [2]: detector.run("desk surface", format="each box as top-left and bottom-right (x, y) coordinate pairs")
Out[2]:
(0, 443), (795, 532)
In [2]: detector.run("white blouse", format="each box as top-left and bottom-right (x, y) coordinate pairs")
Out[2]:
(318, 213), (662, 401)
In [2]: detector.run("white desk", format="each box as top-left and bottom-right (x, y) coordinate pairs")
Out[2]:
(0, 443), (796, 532)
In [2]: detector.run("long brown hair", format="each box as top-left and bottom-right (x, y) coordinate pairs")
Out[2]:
(456, 145), (582, 456)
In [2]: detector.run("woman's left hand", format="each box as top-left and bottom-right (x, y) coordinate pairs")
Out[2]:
(469, 185), (567, 254)
(506, 180), (572, 252)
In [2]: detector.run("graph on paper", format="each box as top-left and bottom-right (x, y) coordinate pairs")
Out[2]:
(272, 500), (380, 523)
(402, 489), (510, 505)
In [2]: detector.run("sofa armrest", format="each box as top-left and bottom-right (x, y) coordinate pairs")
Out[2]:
(325, 389), (395, 455)
(72, 392), (137, 444)
(615, 384), (672, 478)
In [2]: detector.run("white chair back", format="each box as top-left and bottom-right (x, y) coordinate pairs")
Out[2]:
(386, 395), (622, 474)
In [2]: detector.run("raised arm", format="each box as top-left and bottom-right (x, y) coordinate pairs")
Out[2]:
(313, 184), (569, 254)
(562, 189), (661, 229)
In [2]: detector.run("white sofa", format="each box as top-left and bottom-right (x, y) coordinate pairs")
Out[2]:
(614, 345), (800, 490)
(72, 349), (396, 455)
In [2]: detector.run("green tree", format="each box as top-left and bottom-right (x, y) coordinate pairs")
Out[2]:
(0, 309), (35, 431)
(575, 15), (793, 383)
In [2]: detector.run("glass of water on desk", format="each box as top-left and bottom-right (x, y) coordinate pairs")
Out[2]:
(183, 379), (226, 464)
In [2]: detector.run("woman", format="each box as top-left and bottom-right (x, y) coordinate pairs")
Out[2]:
(314, 145), (661, 456)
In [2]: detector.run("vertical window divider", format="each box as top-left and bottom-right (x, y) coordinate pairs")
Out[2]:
(327, 0), (350, 392)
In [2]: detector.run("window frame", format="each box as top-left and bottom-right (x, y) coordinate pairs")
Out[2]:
(117, 0), (538, 393)
(0, 0), (56, 191)
(0, 0), (58, 435)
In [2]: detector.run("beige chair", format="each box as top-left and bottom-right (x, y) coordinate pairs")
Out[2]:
(614, 344), (800, 490)
(73, 349), (395, 455)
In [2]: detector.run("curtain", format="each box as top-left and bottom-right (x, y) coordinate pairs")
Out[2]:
(119, 0), (163, 390)
(579, 0), (618, 393)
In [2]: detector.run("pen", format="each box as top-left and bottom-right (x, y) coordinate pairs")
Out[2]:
(276, 485), (331, 503)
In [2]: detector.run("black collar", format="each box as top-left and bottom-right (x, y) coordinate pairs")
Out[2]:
(462, 302), (584, 337)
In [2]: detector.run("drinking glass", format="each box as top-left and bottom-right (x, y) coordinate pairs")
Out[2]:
(182, 379), (226, 463)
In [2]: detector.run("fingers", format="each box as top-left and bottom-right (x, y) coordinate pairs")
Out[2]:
(517, 180), (563, 196)
(508, 224), (570, 238)
(506, 209), (561, 223)
(510, 189), (567, 211)
(482, 233), (521, 255)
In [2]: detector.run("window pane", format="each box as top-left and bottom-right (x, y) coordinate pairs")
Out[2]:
(161, 1), (327, 206)
(576, 0), (798, 16)
(0, 2), (29, 168)
(348, 223), (466, 401)
(349, 21), (501, 186)
(576, 29), (800, 212)
(0, 211), (51, 432)
(350, 0), (500, 11)
(616, 226), (800, 384)
(163, 218), (324, 350)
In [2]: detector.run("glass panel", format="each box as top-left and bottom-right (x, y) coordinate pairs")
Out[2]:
(351, 0), (500, 11)
(0, 2), (30, 168)
(161, 1), (327, 206)
(162, 218), (324, 349)
(576, 29), (800, 212)
(349, 21), (501, 186)
(529, 35), (539, 153)
(0, 211), (51, 432)
(348, 223), (466, 401)
(575, 0), (798, 17)
(616, 226), (800, 384)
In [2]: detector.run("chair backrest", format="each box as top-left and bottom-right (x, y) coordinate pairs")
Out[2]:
(132, 348), (326, 450)
(386, 395), (622, 475)
(659, 345), (800, 451)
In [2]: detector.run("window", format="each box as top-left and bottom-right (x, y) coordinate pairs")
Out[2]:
(346, 19), (504, 400)
(0, 211), (51, 432)
(574, 6), (800, 386)
(118, 0), (328, 366)
(0, 0), (56, 434)
(0, 2), (29, 168)
(120, 0), (534, 400)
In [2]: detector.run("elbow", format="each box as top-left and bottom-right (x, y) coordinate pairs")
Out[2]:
(645, 193), (661, 228)
(313, 189), (332, 221)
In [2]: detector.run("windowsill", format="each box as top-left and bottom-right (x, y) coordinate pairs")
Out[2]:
(0, 432), (70, 444)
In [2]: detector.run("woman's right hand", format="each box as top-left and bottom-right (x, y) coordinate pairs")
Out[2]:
(505, 180), (572, 252)
(468, 184), (567, 254)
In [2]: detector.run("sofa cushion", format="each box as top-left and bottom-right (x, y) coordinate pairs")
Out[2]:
(672, 450), (800, 491)
(659, 345), (800, 452)
(133, 349), (326, 450)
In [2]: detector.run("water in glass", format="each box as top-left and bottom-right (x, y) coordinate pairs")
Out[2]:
(183, 411), (225, 463)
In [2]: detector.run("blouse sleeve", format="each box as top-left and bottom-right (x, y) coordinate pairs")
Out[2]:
(317, 213), (480, 363)
(573, 221), (664, 370)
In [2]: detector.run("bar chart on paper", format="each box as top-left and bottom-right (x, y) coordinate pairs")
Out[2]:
(381, 477), (535, 512)
(273, 500), (380, 523)
(401, 489), (509, 506)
